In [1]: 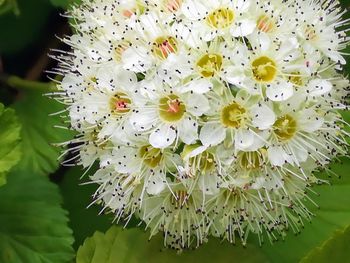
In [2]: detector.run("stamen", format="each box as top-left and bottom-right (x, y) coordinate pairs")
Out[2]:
(251, 56), (277, 83)
(109, 92), (131, 115)
(305, 25), (317, 41)
(257, 15), (276, 33)
(171, 191), (190, 209)
(221, 102), (247, 128)
(206, 8), (235, 29)
(238, 150), (266, 170)
(196, 53), (223, 78)
(122, 9), (134, 18)
(159, 95), (186, 122)
(273, 115), (297, 141)
(139, 145), (163, 168)
(182, 144), (215, 174)
(288, 72), (303, 86)
(153, 36), (178, 59)
(165, 0), (182, 12)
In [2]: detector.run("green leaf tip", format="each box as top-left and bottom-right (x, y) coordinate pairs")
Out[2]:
(0, 169), (74, 263)
(13, 91), (73, 175)
(0, 102), (21, 187)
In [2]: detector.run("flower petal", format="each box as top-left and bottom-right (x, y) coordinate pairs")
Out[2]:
(236, 0), (251, 11)
(231, 19), (256, 37)
(249, 32), (271, 52)
(111, 147), (140, 173)
(267, 146), (293, 166)
(185, 93), (210, 116)
(251, 104), (276, 130)
(146, 171), (166, 195)
(298, 109), (324, 132)
(224, 66), (246, 85)
(199, 172), (220, 195)
(199, 123), (226, 146)
(234, 129), (254, 151)
(181, 0), (207, 20)
(266, 80), (294, 101)
(129, 110), (157, 131)
(149, 125), (177, 148)
(122, 46), (152, 72)
(178, 116), (198, 144)
(234, 129), (265, 152)
(180, 78), (213, 94)
(307, 79), (332, 96)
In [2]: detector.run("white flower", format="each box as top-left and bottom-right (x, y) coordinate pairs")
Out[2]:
(130, 78), (209, 148)
(199, 89), (275, 150)
(141, 185), (210, 249)
(100, 140), (181, 195)
(266, 95), (337, 167)
(157, 40), (241, 94)
(246, 0), (296, 41)
(54, 0), (350, 250)
(89, 167), (143, 220)
(225, 36), (306, 101)
(294, 0), (348, 64)
(66, 67), (143, 143)
(208, 165), (315, 244)
(122, 11), (182, 72)
(181, 0), (254, 40)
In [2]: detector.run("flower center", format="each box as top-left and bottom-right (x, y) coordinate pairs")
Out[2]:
(139, 145), (163, 168)
(89, 129), (108, 149)
(196, 53), (223, 78)
(153, 36), (178, 59)
(109, 92), (131, 115)
(256, 15), (275, 33)
(159, 95), (186, 122)
(305, 25), (317, 41)
(197, 151), (215, 173)
(122, 9), (135, 18)
(121, 1), (145, 18)
(221, 102), (247, 128)
(165, 0), (182, 12)
(171, 190), (190, 209)
(84, 76), (97, 92)
(251, 56), (277, 83)
(288, 71), (303, 87)
(182, 144), (215, 174)
(238, 150), (266, 171)
(273, 115), (297, 141)
(206, 8), (235, 29)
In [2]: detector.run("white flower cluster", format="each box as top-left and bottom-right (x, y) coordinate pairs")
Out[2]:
(54, 0), (350, 250)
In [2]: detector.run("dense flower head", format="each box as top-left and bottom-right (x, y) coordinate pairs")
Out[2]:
(53, 0), (350, 250)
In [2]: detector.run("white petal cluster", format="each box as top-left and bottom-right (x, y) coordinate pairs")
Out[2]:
(55, 0), (350, 250)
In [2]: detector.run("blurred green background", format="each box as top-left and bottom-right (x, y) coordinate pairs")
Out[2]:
(1, 0), (350, 262)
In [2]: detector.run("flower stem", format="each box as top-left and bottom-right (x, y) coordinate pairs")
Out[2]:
(2, 75), (57, 92)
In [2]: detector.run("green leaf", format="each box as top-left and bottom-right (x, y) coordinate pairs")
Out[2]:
(300, 225), (350, 263)
(0, 0), (19, 16)
(76, 159), (350, 263)
(0, 103), (21, 187)
(76, 226), (269, 263)
(13, 91), (73, 175)
(0, 168), (74, 263)
(59, 167), (111, 249)
(50, 0), (81, 9)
